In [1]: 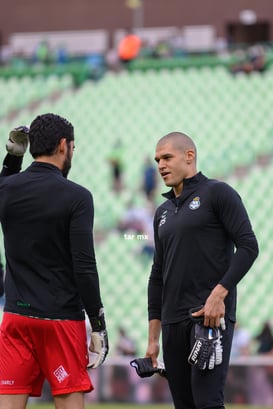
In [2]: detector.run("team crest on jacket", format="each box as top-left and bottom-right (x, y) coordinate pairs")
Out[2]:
(159, 210), (167, 226)
(189, 196), (200, 210)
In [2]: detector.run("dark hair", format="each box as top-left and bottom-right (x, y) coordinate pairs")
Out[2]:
(29, 113), (74, 158)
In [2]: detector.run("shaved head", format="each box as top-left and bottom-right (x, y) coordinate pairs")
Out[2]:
(155, 132), (197, 195)
(157, 132), (197, 163)
(157, 132), (196, 153)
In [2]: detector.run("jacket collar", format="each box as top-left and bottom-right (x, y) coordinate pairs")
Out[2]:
(162, 171), (206, 200)
(28, 161), (62, 173)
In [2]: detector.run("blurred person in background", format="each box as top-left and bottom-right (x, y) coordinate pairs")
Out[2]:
(107, 139), (124, 193)
(255, 321), (273, 354)
(142, 156), (158, 202)
(230, 322), (252, 358)
(117, 198), (155, 259)
(0, 115), (108, 409)
(117, 199), (151, 234)
(116, 327), (137, 357)
(118, 29), (142, 65)
(33, 40), (52, 65)
(145, 131), (259, 409)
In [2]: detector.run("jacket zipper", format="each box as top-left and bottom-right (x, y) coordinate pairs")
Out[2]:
(174, 198), (179, 214)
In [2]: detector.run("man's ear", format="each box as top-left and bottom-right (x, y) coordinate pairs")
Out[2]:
(186, 148), (195, 164)
(59, 138), (67, 153)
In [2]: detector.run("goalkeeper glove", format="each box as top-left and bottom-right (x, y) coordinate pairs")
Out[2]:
(188, 323), (223, 370)
(6, 126), (29, 157)
(130, 357), (167, 378)
(87, 308), (109, 369)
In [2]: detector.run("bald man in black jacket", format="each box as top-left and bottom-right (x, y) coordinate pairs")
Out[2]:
(146, 131), (258, 409)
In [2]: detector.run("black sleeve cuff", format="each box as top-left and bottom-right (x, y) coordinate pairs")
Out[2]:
(1, 154), (23, 176)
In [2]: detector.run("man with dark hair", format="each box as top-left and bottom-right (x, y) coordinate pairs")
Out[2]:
(145, 131), (259, 409)
(0, 114), (108, 409)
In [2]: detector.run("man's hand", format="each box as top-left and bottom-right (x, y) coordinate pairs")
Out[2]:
(6, 126), (29, 157)
(87, 308), (109, 369)
(191, 284), (228, 328)
(130, 357), (167, 378)
(188, 304), (225, 370)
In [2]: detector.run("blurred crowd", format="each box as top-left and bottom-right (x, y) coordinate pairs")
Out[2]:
(0, 29), (270, 78)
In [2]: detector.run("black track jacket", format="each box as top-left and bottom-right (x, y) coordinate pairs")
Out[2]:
(148, 172), (259, 325)
(0, 155), (103, 320)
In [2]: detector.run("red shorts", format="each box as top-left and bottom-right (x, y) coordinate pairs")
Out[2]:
(0, 312), (93, 396)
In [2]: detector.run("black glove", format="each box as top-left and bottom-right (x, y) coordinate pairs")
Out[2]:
(87, 308), (109, 369)
(130, 357), (167, 378)
(188, 322), (223, 370)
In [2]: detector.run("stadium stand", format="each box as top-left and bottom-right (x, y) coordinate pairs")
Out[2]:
(0, 74), (73, 119)
(0, 65), (273, 355)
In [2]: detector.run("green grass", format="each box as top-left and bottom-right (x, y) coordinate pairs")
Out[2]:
(26, 404), (270, 409)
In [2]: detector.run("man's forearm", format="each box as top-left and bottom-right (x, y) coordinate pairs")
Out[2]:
(148, 319), (161, 343)
(0, 154), (23, 177)
(146, 319), (161, 365)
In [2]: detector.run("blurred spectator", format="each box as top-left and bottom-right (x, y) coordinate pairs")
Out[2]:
(0, 46), (13, 66)
(118, 29), (142, 65)
(230, 45), (266, 74)
(33, 40), (52, 65)
(116, 327), (137, 357)
(86, 53), (105, 80)
(142, 156), (157, 202)
(105, 47), (120, 72)
(110, 327), (137, 403)
(55, 43), (69, 64)
(139, 200), (155, 259)
(118, 199), (155, 259)
(108, 140), (124, 193)
(255, 321), (273, 354)
(230, 322), (252, 358)
(248, 45), (266, 71)
(118, 199), (154, 234)
(168, 34), (185, 55)
(152, 41), (172, 59)
(9, 51), (28, 69)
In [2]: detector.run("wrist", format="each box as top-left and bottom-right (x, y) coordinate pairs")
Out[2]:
(90, 308), (106, 332)
(212, 284), (228, 300)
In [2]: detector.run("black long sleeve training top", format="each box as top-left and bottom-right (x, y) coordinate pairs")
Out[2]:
(148, 172), (259, 325)
(0, 254), (3, 296)
(0, 157), (103, 320)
